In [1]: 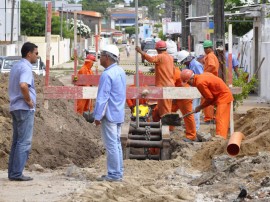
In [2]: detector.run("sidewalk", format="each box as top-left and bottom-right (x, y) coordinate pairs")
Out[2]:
(235, 94), (270, 114)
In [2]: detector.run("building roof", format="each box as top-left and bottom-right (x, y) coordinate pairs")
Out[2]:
(62, 10), (102, 18)
(112, 13), (136, 19)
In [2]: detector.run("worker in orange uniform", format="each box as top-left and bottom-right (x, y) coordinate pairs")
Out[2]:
(181, 69), (233, 139)
(171, 67), (197, 142)
(76, 54), (96, 114)
(135, 40), (175, 121)
(202, 40), (220, 123)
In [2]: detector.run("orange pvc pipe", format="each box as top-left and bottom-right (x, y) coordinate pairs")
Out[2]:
(227, 132), (245, 156)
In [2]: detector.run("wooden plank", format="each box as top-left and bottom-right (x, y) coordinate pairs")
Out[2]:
(72, 74), (100, 86)
(163, 87), (201, 99)
(43, 86), (242, 100)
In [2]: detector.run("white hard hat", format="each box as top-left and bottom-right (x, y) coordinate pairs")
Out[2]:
(102, 44), (119, 57)
(176, 50), (189, 63)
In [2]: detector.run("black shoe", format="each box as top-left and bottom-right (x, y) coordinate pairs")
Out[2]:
(96, 175), (122, 182)
(9, 175), (33, 181)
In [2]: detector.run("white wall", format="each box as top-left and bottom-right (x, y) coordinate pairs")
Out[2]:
(0, 0), (20, 41)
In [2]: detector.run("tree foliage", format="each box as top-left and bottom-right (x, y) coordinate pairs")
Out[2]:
(21, 0), (46, 36)
(81, 0), (111, 15)
(21, 0), (74, 38)
(130, 0), (164, 20)
(125, 27), (136, 36)
(224, 0), (253, 36)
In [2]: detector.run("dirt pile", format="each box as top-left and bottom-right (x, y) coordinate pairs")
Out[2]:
(0, 73), (103, 170)
(190, 108), (270, 171)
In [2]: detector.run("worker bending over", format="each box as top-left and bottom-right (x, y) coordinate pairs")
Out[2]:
(171, 67), (197, 142)
(135, 40), (175, 120)
(181, 69), (233, 139)
(76, 54), (95, 114)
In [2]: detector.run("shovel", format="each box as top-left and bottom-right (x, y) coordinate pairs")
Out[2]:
(82, 100), (94, 123)
(161, 111), (196, 126)
(83, 111), (95, 123)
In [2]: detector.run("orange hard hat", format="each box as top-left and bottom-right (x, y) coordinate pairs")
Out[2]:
(155, 40), (167, 50)
(86, 54), (96, 61)
(181, 69), (194, 84)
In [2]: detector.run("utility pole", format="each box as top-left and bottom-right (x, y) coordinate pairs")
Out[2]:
(165, 0), (172, 19)
(214, 0), (226, 81)
(213, 0), (224, 47)
(60, 3), (64, 40)
(181, 0), (190, 50)
(10, 0), (15, 43)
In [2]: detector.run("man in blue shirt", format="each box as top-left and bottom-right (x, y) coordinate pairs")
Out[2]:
(225, 43), (240, 78)
(94, 44), (126, 182)
(8, 42), (38, 181)
(176, 50), (204, 132)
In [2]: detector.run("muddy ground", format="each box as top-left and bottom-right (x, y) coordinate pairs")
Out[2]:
(1, 72), (270, 202)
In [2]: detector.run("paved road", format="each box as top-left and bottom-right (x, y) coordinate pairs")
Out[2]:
(52, 44), (154, 86)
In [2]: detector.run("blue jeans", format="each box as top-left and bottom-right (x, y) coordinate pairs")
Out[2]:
(101, 118), (123, 179)
(8, 110), (35, 179)
(193, 98), (201, 131)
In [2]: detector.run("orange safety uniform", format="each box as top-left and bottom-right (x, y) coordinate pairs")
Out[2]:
(144, 52), (175, 120)
(171, 68), (196, 140)
(193, 73), (234, 139)
(203, 51), (220, 122)
(77, 60), (94, 114)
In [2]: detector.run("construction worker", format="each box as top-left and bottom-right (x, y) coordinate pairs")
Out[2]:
(135, 40), (175, 120)
(225, 43), (240, 78)
(202, 40), (220, 123)
(172, 67), (197, 142)
(76, 54), (96, 114)
(94, 44), (126, 182)
(176, 50), (203, 132)
(181, 69), (234, 139)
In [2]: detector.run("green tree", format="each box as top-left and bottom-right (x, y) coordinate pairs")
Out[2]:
(21, 0), (73, 37)
(125, 27), (136, 36)
(111, 0), (125, 4)
(51, 16), (74, 39)
(21, 0), (46, 36)
(81, 0), (111, 15)
(130, 0), (164, 20)
(224, 0), (253, 36)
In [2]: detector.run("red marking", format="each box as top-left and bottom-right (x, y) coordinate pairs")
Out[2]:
(44, 86), (163, 99)
(72, 74), (100, 86)
(44, 86), (83, 99)
(134, 73), (155, 86)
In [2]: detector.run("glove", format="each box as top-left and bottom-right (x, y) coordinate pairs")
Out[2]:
(195, 106), (202, 113)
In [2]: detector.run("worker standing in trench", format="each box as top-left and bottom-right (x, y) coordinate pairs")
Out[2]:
(181, 69), (233, 139)
(202, 40), (220, 124)
(135, 40), (175, 120)
(76, 54), (96, 114)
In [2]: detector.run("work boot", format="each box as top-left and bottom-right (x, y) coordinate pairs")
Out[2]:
(182, 137), (199, 143)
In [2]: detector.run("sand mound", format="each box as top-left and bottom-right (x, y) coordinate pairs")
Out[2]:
(0, 73), (103, 170)
(191, 108), (270, 171)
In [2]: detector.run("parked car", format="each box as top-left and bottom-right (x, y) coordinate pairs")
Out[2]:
(141, 41), (156, 63)
(144, 49), (158, 66)
(0, 56), (46, 76)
